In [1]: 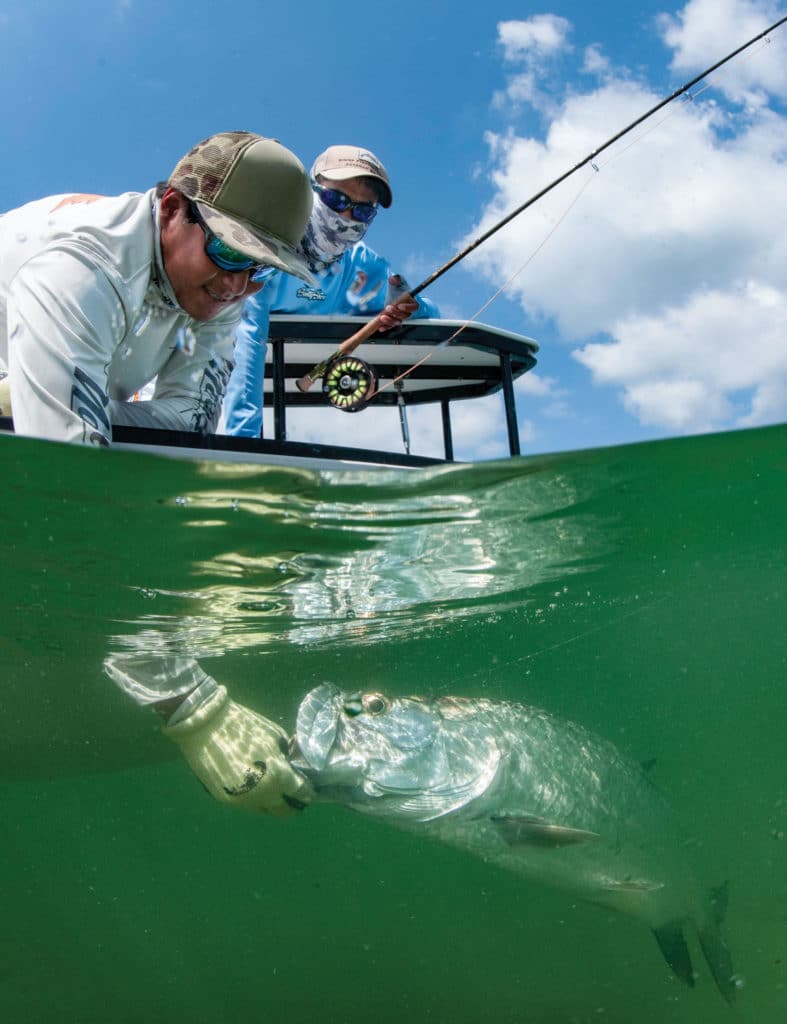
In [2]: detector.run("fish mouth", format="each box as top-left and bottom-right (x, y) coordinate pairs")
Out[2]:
(291, 683), (344, 772)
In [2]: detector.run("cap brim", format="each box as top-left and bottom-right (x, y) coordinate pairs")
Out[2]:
(198, 203), (315, 284)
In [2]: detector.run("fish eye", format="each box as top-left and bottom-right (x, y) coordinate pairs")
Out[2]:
(362, 693), (389, 715)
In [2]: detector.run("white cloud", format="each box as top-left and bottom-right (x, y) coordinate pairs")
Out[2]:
(515, 371), (560, 398)
(494, 16), (573, 113)
(270, 398), (497, 462)
(658, 0), (787, 105)
(574, 281), (787, 431)
(271, 404), (419, 456)
(582, 45), (611, 77)
(465, 5), (787, 435)
(492, 72), (537, 110)
(498, 16), (572, 62)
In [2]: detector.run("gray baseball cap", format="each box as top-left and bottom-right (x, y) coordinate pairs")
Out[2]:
(311, 145), (392, 208)
(169, 132), (315, 283)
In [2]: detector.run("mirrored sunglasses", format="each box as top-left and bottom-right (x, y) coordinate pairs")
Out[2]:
(312, 183), (378, 224)
(188, 201), (267, 279)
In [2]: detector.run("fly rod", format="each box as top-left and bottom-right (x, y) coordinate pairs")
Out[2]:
(297, 13), (787, 397)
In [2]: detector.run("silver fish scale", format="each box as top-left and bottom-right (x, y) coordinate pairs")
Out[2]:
(296, 686), (701, 929)
(293, 684), (737, 1004)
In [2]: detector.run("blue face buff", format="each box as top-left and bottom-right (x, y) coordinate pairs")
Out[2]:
(300, 190), (369, 269)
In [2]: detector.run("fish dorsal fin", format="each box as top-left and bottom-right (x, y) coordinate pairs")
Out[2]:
(368, 739), (501, 823)
(491, 815), (599, 848)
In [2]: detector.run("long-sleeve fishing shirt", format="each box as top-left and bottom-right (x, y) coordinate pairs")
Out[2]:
(221, 241), (440, 437)
(0, 189), (238, 445)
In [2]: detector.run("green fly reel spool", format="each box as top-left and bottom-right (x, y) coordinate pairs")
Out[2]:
(322, 355), (377, 412)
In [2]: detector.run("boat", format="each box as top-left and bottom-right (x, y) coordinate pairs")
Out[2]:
(0, 316), (538, 470)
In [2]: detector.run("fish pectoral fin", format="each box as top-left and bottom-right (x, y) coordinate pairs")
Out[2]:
(491, 815), (599, 848)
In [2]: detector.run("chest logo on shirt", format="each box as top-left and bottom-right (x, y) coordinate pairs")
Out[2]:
(295, 286), (327, 303)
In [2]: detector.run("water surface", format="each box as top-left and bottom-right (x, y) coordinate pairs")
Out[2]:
(2, 426), (784, 1023)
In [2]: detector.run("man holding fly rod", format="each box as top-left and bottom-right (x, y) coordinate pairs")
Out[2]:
(221, 145), (440, 437)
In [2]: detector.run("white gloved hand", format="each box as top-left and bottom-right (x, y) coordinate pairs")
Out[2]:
(162, 684), (313, 816)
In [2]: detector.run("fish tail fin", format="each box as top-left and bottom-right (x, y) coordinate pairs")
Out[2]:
(652, 921), (695, 989)
(697, 882), (737, 1006)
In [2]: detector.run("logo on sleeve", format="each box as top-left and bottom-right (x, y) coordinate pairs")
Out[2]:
(71, 366), (111, 436)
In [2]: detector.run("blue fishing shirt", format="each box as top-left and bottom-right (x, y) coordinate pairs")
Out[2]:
(222, 241), (440, 437)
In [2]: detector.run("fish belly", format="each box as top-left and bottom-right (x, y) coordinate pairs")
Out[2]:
(431, 705), (698, 930)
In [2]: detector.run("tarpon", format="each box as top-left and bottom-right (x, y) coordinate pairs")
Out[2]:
(291, 684), (737, 1005)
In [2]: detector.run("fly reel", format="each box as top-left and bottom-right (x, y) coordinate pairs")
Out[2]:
(322, 355), (377, 412)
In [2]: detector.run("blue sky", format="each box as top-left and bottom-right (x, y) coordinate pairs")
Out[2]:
(3, 0), (786, 460)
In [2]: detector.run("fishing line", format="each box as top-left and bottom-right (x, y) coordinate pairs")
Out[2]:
(298, 15), (787, 401)
(357, 29), (785, 403)
(482, 593), (672, 676)
(592, 33), (775, 173)
(374, 79), (719, 396)
(373, 172), (598, 398)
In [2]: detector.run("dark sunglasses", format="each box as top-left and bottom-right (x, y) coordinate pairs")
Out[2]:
(188, 201), (267, 278)
(312, 183), (378, 224)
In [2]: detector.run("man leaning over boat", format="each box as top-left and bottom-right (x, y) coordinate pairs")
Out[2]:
(0, 130), (317, 445)
(1, 131), (435, 816)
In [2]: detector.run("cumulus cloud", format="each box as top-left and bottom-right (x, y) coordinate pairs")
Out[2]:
(493, 16), (573, 114)
(582, 45), (611, 77)
(658, 0), (787, 106)
(516, 371), (560, 398)
(273, 405), (411, 455)
(271, 398), (486, 461)
(498, 16), (572, 61)
(575, 282), (787, 431)
(465, 1), (787, 435)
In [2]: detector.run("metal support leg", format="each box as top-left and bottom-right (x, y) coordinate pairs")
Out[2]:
(500, 352), (520, 456)
(395, 383), (411, 455)
(271, 338), (286, 441)
(440, 400), (454, 461)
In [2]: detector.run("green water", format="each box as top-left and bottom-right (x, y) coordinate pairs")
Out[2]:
(2, 426), (785, 1023)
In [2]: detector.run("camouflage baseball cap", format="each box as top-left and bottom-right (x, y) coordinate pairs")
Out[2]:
(169, 132), (315, 283)
(311, 146), (392, 208)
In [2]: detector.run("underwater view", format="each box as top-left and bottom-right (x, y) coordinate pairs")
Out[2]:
(2, 424), (784, 1023)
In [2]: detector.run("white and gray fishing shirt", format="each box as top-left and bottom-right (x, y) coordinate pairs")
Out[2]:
(0, 189), (237, 445)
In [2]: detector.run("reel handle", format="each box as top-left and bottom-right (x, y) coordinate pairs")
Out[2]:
(296, 295), (414, 393)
